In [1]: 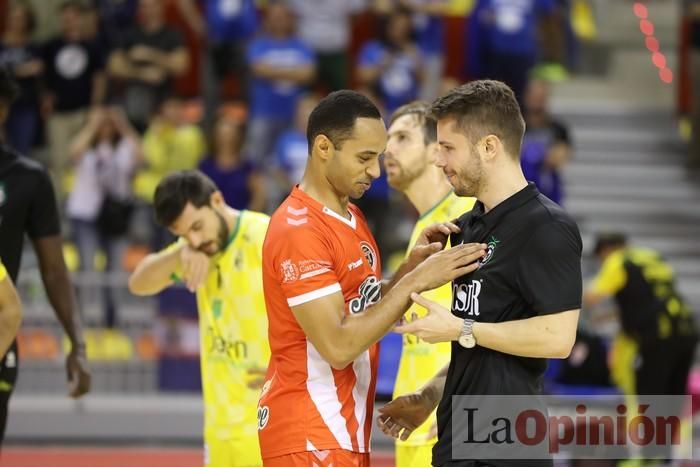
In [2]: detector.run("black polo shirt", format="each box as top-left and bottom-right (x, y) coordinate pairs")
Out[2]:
(433, 183), (582, 467)
(0, 144), (61, 283)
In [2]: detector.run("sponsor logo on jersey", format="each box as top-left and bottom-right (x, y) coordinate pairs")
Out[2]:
(349, 276), (381, 313)
(360, 241), (378, 272)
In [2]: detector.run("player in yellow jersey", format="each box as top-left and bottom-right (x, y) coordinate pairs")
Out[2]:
(129, 171), (269, 467)
(0, 260), (22, 357)
(384, 101), (475, 467)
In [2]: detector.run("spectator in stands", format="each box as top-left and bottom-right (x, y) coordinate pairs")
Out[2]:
(467, 0), (556, 105)
(245, 2), (316, 165)
(133, 96), (206, 204)
(177, 0), (258, 129)
(273, 93), (318, 197)
(376, 0), (450, 101)
(289, 0), (365, 92)
(87, 0), (139, 50)
(584, 233), (698, 460)
(108, 0), (189, 132)
(0, 2), (43, 156)
(520, 79), (572, 205)
(42, 0), (107, 197)
(688, 0), (700, 168)
(66, 107), (142, 328)
(199, 114), (266, 212)
(357, 7), (424, 116)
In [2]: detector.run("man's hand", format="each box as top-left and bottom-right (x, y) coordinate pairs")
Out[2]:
(377, 391), (435, 441)
(414, 222), (461, 249)
(409, 243), (485, 292)
(139, 65), (167, 85)
(180, 246), (210, 292)
(247, 367), (267, 390)
(395, 293), (463, 343)
(66, 345), (90, 398)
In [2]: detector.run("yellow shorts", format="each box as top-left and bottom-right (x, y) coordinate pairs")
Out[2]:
(205, 435), (263, 467)
(396, 443), (434, 467)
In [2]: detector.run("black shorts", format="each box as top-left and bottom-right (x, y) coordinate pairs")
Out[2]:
(0, 339), (19, 445)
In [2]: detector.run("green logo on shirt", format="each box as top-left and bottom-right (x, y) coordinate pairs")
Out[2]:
(479, 236), (500, 267)
(212, 299), (222, 319)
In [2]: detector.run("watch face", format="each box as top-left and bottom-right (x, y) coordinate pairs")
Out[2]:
(459, 335), (476, 348)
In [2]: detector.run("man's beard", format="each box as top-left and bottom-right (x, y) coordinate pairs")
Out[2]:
(199, 210), (230, 256)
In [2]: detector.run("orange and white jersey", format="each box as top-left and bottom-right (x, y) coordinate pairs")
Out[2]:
(259, 186), (381, 460)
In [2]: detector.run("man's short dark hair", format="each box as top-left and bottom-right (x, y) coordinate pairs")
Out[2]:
(0, 67), (20, 106)
(593, 232), (628, 256)
(306, 90), (382, 152)
(153, 170), (219, 227)
(390, 101), (437, 146)
(430, 80), (525, 158)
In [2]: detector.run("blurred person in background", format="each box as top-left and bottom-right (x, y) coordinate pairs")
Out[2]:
(288, 0), (366, 92)
(66, 107), (142, 329)
(129, 170), (270, 467)
(384, 100), (475, 467)
(108, 0), (189, 132)
(177, 0), (258, 129)
(245, 1), (316, 165)
(0, 68), (90, 447)
(0, 259), (22, 359)
(357, 7), (424, 116)
(375, 0), (450, 102)
(273, 93), (318, 199)
(520, 78), (572, 205)
(198, 113), (266, 212)
(0, 1), (43, 156)
(42, 0), (107, 197)
(467, 0), (556, 105)
(133, 95), (206, 206)
(584, 233), (698, 397)
(688, 0), (700, 168)
(86, 0), (139, 51)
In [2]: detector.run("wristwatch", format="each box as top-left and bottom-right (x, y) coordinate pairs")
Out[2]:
(458, 319), (476, 348)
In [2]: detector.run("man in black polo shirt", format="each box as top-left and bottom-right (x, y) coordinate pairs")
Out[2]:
(0, 69), (90, 446)
(378, 80), (582, 467)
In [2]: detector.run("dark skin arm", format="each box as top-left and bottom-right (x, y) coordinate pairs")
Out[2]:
(32, 235), (90, 398)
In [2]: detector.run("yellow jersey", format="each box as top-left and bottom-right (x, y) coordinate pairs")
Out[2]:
(0, 260), (6, 282)
(169, 210), (270, 442)
(394, 191), (475, 447)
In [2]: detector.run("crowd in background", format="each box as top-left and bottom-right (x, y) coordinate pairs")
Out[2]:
(0, 0), (588, 327)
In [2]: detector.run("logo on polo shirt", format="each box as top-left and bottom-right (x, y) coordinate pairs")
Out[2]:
(453, 280), (482, 316)
(479, 236), (500, 268)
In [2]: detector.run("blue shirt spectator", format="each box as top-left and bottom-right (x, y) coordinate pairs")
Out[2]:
(247, 37), (315, 121)
(205, 0), (258, 42)
(275, 130), (307, 186)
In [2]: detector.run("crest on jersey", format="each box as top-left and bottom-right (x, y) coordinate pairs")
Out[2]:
(281, 259), (298, 283)
(360, 241), (377, 272)
(478, 236), (500, 268)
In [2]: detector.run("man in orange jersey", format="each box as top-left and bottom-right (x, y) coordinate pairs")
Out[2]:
(258, 90), (487, 466)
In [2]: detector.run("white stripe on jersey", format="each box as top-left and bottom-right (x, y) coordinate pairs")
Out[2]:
(287, 283), (341, 307)
(306, 340), (354, 450)
(351, 350), (372, 452)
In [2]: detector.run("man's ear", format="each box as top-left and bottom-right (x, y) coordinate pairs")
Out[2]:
(210, 191), (224, 207)
(481, 135), (501, 162)
(313, 134), (334, 161)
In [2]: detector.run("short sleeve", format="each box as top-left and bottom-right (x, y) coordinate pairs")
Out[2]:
(26, 168), (61, 239)
(272, 226), (341, 308)
(517, 220), (582, 315)
(590, 251), (627, 297)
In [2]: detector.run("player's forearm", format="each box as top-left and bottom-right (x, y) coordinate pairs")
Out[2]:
(42, 265), (84, 347)
(128, 247), (183, 296)
(420, 364), (449, 410)
(333, 277), (419, 367)
(473, 310), (579, 358)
